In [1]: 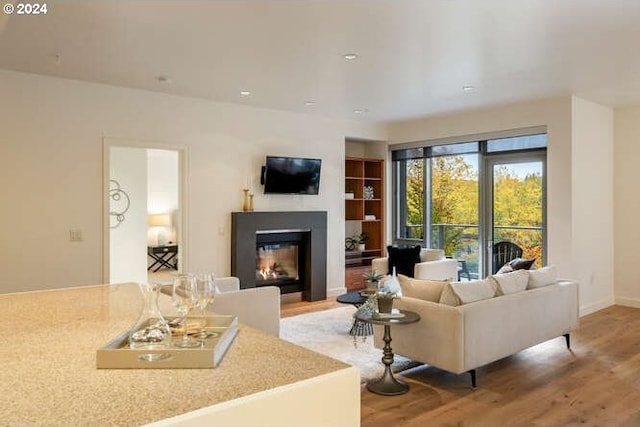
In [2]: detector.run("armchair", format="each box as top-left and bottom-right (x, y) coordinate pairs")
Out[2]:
(211, 278), (281, 337)
(372, 248), (458, 281)
(160, 277), (280, 337)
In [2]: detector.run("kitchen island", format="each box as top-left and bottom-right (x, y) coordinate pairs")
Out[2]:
(0, 283), (360, 426)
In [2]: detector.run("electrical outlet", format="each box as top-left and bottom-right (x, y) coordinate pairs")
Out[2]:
(69, 229), (83, 242)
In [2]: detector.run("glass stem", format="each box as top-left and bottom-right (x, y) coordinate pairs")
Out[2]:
(181, 312), (189, 345)
(200, 306), (207, 338)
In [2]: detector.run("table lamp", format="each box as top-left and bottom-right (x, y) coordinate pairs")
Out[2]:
(148, 213), (172, 246)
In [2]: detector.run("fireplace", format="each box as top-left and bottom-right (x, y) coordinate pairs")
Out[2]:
(231, 211), (326, 301)
(255, 230), (309, 294)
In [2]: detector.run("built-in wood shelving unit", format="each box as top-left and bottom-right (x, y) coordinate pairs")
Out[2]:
(345, 157), (384, 272)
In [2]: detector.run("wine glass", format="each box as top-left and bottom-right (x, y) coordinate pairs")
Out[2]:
(171, 273), (200, 348)
(195, 272), (218, 340)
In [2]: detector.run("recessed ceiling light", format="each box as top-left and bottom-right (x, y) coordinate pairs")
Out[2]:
(343, 53), (358, 61)
(353, 108), (368, 114)
(156, 75), (172, 84)
(304, 101), (315, 106)
(462, 85), (475, 92)
(240, 91), (251, 96)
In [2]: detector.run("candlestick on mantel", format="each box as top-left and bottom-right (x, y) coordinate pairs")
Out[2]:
(242, 188), (250, 211)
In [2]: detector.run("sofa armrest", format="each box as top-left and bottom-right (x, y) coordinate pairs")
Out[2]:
(373, 256), (458, 281)
(414, 258), (458, 281)
(373, 296), (465, 374)
(372, 257), (388, 276)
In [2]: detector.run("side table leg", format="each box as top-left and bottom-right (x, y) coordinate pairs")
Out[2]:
(366, 324), (410, 395)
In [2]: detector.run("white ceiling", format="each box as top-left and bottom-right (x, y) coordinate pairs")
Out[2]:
(1, 0), (639, 123)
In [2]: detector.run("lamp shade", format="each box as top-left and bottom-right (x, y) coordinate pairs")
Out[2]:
(148, 213), (172, 227)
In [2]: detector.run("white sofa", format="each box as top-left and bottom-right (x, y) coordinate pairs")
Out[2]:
(372, 248), (458, 281)
(374, 276), (579, 387)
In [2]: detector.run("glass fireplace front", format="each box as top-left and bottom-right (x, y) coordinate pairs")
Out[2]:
(255, 230), (308, 294)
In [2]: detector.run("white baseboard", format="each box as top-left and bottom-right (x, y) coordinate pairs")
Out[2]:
(614, 296), (640, 308)
(327, 286), (347, 297)
(579, 296), (615, 317)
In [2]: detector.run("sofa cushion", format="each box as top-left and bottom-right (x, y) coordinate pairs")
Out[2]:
(438, 282), (462, 306)
(398, 274), (447, 302)
(527, 265), (558, 289)
(439, 279), (496, 306)
(449, 279), (496, 305)
(387, 245), (421, 277)
(489, 269), (529, 296)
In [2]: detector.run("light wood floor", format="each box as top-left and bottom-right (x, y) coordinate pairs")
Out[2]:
(281, 300), (640, 426)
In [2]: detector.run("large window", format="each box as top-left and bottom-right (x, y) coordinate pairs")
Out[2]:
(392, 132), (547, 278)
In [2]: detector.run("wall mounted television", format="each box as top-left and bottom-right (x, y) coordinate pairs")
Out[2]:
(261, 156), (322, 195)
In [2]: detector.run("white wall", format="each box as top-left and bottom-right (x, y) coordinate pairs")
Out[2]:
(0, 69), (386, 294)
(571, 97), (615, 314)
(110, 146), (148, 284)
(613, 106), (640, 307)
(387, 96), (616, 315)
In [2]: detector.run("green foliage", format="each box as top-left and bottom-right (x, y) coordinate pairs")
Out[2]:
(403, 155), (544, 269)
(362, 271), (384, 283)
(353, 232), (368, 244)
(431, 155), (478, 255)
(405, 159), (424, 238)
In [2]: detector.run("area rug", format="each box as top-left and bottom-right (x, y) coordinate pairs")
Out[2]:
(280, 306), (420, 382)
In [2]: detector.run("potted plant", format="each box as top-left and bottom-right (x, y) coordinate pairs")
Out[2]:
(353, 232), (368, 251)
(355, 287), (400, 316)
(375, 288), (399, 313)
(362, 270), (384, 293)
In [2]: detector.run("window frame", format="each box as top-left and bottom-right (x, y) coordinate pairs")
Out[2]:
(391, 128), (548, 276)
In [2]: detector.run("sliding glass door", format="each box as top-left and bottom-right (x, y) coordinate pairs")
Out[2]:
(484, 153), (546, 276)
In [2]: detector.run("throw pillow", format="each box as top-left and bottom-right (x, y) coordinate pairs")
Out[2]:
(449, 279), (497, 304)
(509, 258), (536, 270)
(489, 269), (529, 296)
(387, 245), (421, 277)
(527, 265), (558, 289)
(496, 263), (514, 274)
(439, 282), (461, 306)
(397, 274), (447, 302)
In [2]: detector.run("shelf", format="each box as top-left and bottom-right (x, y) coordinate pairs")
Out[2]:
(345, 156), (384, 271)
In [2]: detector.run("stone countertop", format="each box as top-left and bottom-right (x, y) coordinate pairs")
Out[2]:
(0, 284), (349, 426)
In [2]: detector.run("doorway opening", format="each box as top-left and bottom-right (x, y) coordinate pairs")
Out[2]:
(103, 139), (187, 285)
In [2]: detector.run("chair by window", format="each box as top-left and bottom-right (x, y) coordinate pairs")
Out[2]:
(493, 241), (523, 274)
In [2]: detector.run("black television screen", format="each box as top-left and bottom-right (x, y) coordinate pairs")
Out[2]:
(262, 156), (321, 195)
